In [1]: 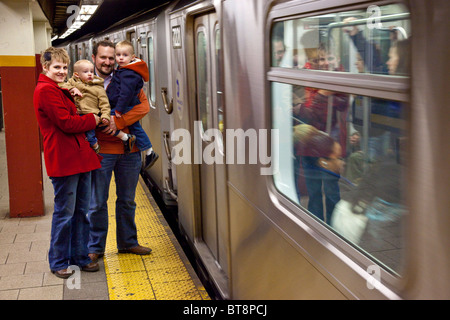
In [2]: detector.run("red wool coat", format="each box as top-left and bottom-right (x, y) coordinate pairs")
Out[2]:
(33, 74), (101, 177)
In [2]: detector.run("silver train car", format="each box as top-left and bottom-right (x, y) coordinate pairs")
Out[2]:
(60, 0), (450, 299)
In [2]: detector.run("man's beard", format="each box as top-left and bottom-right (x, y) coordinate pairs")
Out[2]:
(97, 65), (113, 76)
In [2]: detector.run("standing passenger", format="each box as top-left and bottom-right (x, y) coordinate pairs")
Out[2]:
(87, 40), (152, 263)
(33, 47), (101, 278)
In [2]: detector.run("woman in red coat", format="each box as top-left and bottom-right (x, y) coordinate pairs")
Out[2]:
(33, 47), (102, 278)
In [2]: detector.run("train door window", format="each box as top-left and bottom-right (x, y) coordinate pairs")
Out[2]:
(147, 33), (156, 104)
(215, 26), (224, 133)
(196, 28), (211, 131)
(269, 3), (410, 274)
(128, 31), (137, 55)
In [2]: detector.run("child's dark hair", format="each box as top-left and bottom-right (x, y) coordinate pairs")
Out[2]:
(92, 40), (115, 57)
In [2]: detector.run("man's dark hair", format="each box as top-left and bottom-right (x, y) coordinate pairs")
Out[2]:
(92, 40), (115, 57)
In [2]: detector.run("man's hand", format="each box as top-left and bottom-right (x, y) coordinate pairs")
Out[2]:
(101, 116), (118, 135)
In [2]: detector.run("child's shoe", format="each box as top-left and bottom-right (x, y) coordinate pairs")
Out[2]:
(123, 134), (136, 154)
(144, 152), (159, 171)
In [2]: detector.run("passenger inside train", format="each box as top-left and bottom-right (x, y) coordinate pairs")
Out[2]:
(293, 32), (349, 223)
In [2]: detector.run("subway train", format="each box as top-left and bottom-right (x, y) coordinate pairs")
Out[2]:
(57, 0), (450, 299)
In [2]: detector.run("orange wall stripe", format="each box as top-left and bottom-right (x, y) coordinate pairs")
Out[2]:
(0, 55), (36, 67)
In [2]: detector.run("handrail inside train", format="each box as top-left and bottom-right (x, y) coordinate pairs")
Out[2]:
(327, 12), (410, 32)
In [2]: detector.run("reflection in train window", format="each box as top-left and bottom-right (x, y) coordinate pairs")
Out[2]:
(148, 35), (156, 103)
(270, 3), (410, 274)
(272, 82), (407, 273)
(271, 4), (410, 76)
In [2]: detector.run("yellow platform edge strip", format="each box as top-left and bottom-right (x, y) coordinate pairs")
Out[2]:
(103, 176), (210, 300)
(0, 55), (36, 67)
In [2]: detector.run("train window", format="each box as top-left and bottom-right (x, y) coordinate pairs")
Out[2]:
(75, 45), (79, 60)
(148, 34), (156, 104)
(271, 4), (410, 76)
(270, 3), (410, 274)
(81, 43), (85, 59)
(272, 81), (407, 272)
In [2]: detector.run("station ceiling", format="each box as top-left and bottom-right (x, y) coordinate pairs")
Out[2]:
(37, 0), (82, 35)
(37, 0), (170, 45)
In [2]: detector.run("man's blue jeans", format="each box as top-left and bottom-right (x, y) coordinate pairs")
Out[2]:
(88, 152), (141, 254)
(49, 172), (92, 271)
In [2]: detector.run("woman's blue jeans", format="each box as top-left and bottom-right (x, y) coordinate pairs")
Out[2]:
(49, 172), (92, 271)
(301, 157), (340, 223)
(88, 152), (141, 254)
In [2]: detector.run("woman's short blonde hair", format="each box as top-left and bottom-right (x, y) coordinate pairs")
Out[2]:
(40, 47), (70, 68)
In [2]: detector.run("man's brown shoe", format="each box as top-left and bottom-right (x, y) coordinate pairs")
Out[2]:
(118, 245), (152, 255)
(81, 262), (99, 272)
(51, 268), (74, 279)
(88, 253), (104, 263)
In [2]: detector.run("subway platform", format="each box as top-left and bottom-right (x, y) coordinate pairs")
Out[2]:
(0, 130), (210, 300)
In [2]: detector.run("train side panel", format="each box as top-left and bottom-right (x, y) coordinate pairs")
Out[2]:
(58, 0), (450, 300)
(138, 8), (179, 207)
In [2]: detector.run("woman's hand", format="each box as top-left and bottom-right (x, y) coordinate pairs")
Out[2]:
(343, 17), (360, 36)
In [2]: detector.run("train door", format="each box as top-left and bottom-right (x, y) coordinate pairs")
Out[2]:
(194, 12), (229, 281)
